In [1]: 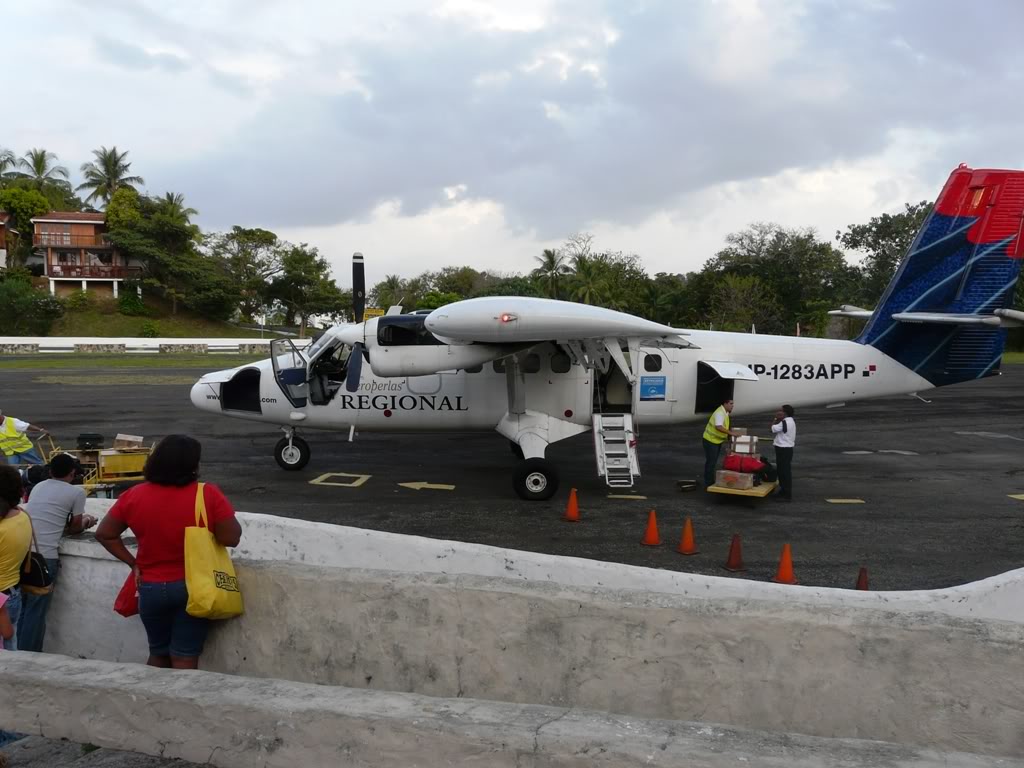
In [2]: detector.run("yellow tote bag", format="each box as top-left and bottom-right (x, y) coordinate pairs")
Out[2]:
(184, 482), (243, 619)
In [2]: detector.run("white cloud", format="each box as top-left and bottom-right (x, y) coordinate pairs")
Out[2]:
(276, 196), (559, 289)
(5, 0), (1023, 290)
(431, 0), (552, 32)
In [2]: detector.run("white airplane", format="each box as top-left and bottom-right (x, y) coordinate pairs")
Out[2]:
(191, 165), (1024, 499)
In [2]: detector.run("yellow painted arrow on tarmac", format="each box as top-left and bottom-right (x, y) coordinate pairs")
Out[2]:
(398, 482), (456, 491)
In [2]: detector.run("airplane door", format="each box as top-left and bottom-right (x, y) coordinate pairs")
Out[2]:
(270, 338), (308, 409)
(635, 349), (673, 419)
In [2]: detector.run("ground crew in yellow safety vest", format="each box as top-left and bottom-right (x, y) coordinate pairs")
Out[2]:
(702, 398), (739, 488)
(0, 409), (46, 465)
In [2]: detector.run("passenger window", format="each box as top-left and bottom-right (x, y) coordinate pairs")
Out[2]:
(493, 359), (506, 373)
(550, 352), (571, 373)
(522, 354), (541, 373)
(465, 365), (482, 374)
(643, 354), (663, 372)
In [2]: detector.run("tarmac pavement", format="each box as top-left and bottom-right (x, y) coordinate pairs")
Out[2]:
(1, 359), (1022, 590)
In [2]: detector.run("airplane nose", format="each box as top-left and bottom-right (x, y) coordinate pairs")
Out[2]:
(190, 380), (220, 411)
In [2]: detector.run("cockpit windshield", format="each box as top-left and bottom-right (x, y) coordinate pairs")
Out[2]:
(305, 329), (337, 360)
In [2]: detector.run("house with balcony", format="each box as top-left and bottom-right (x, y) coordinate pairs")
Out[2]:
(30, 211), (143, 298)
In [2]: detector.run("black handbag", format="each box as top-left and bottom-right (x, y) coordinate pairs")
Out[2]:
(20, 513), (54, 596)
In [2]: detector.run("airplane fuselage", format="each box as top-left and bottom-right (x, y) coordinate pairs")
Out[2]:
(192, 330), (932, 434)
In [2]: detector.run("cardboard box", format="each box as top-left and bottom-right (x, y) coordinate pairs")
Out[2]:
(113, 433), (144, 449)
(730, 435), (759, 455)
(716, 470), (755, 490)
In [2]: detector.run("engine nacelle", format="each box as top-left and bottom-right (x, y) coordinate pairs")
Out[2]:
(368, 343), (510, 377)
(366, 314), (513, 377)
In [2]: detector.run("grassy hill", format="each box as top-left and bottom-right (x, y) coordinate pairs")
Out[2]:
(49, 293), (283, 338)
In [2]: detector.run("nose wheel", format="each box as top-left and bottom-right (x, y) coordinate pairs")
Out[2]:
(275, 433), (311, 471)
(513, 457), (559, 501)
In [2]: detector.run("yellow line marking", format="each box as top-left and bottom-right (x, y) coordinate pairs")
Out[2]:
(826, 498), (865, 504)
(398, 482), (456, 491)
(309, 472), (371, 488)
(608, 494), (647, 500)
(1009, 494), (1024, 501)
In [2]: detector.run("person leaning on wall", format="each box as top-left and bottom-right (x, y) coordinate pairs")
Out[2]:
(0, 466), (32, 650)
(18, 452), (97, 652)
(95, 435), (242, 670)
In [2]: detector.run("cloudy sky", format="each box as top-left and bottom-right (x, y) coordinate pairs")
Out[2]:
(6, 0), (1023, 288)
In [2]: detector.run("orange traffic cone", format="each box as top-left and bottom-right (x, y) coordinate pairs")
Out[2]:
(563, 488), (580, 522)
(855, 567), (869, 591)
(723, 534), (745, 572)
(772, 544), (798, 585)
(677, 517), (699, 555)
(640, 510), (661, 546)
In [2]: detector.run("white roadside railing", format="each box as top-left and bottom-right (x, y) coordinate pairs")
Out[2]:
(0, 336), (314, 354)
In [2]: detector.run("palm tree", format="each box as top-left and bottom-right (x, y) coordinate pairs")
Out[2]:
(159, 192), (198, 224)
(530, 248), (568, 299)
(371, 274), (406, 310)
(0, 147), (15, 177)
(77, 146), (145, 206)
(14, 148), (69, 188)
(567, 255), (607, 306)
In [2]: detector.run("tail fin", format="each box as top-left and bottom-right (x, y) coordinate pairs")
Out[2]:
(858, 165), (1024, 386)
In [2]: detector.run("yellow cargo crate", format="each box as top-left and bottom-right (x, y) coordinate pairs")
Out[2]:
(97, 449), (149, 480)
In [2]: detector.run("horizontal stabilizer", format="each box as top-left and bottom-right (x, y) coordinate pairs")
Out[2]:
(892, 311), (1024, 328)
(828, 305), (874, 319)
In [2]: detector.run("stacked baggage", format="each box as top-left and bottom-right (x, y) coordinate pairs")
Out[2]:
(715, 429), (770, 489)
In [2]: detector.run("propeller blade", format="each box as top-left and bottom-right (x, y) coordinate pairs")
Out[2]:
(345, 342), (364, 392)
(352, 252), (366, 324)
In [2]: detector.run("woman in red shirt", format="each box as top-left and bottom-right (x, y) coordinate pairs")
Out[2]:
(96, 435), (241, 669)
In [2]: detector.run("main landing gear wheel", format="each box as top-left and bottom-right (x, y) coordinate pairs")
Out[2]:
(274, 436), (310, 471)
(513, 458), (559, 501)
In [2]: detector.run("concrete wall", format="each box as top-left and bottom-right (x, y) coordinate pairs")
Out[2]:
(46, 506), (1024, 758)
(72, 501), (1024, 625)
(3, 654), (1020, 768)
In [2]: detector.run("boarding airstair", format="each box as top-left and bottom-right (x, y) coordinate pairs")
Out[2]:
(592, 413), (640, 488)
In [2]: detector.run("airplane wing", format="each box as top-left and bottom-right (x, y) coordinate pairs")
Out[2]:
(425, 296), (696, 383)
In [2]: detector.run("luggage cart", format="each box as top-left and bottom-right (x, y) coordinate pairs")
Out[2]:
(35, 433), (151, 497)
(705, 433), (779, 499)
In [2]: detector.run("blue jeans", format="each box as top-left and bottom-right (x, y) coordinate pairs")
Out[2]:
(17, 558), (60, 652)
(6, 447), (43, 465)
(138, 580), (210, 658)
(2, 586), (22, 650)
(703, 438), (723, 487)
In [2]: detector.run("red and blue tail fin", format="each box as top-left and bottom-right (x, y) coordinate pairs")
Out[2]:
(858, 165), (1024, 386)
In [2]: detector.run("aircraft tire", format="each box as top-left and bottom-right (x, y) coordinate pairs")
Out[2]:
(274, 436), (311, 471)
(509, 441), (525, 460)
(513, 458), (559, 501)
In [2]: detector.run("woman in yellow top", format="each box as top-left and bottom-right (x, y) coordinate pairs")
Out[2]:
(0, 465), (32, 650)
